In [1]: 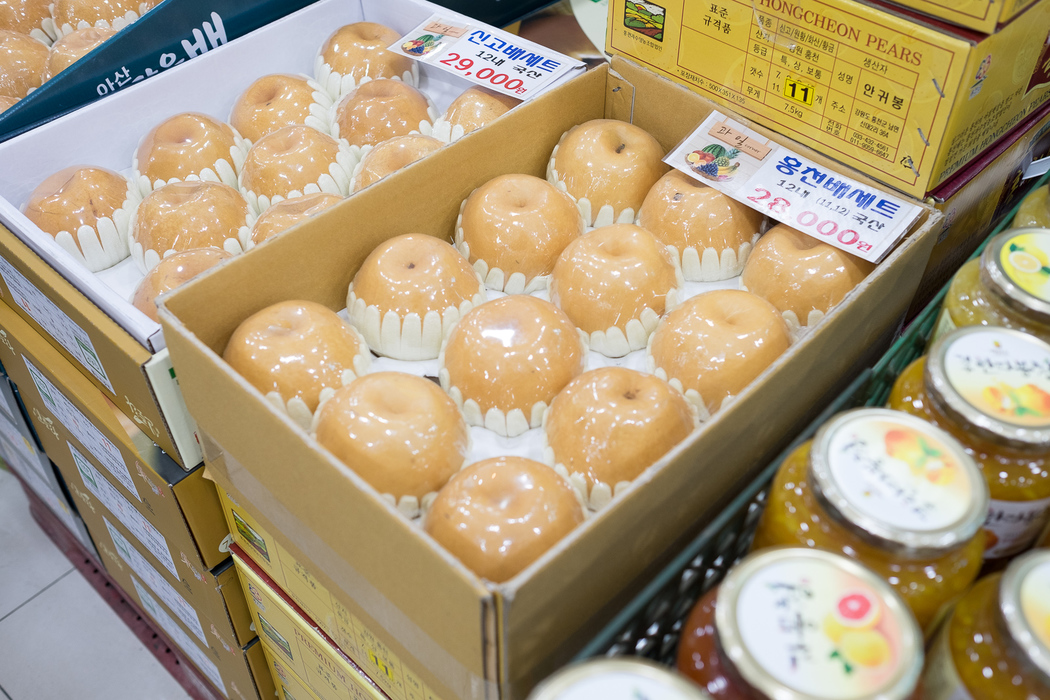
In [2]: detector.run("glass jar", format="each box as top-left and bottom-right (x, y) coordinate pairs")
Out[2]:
(887, 327), (1050, 564)
(529, 658), (712, 700)
(1012, 185), (1050, 229)
(922, 550), (1050, 699)
(676, 547), (923, 700)
(934, 229), (1050, 345)
(751, 408), (989, 633)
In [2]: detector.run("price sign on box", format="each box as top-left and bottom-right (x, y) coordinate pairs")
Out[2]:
(391, 15), (583, 100)
(666, 113), (922, 263)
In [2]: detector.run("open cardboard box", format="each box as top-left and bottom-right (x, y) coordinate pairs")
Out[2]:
(0, 0), (578, 469)
(159, 57), (941, 699)
(0, 0), (320, 142)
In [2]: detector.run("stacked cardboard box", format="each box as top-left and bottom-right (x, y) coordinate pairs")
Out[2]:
(0, 298), (271, 699)
(605, 0), (1050, 199)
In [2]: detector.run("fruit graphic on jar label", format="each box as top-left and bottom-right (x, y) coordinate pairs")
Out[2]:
(824, 592), (892, 672)
(1000, 233), (1050, 300)
(883, 428), (957, 485)
(733, 558), (911, 698)
(981, 382), (1050, 420)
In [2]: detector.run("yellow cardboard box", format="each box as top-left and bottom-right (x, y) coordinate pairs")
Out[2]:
(878, 0), (1038, 33)
(263, 645), (326, 700)
(0, 300), (249, 643)
(232, 544), (399, 700)
(214, 474), (443, 700)
(606, 0), (1050, 197)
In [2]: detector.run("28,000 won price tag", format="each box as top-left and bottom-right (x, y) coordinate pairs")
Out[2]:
(391, 15), (582, 100)
(665, 113), (923, 263)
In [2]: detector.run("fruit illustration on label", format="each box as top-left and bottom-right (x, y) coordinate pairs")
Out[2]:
(402, 34), (439, 57)
(824, 591), (891, 672)
(1003, 241), (1050, 299)
(884, 428), (956, 485)
(686, 144), (740, 182)
(982, 382), (1050, 419)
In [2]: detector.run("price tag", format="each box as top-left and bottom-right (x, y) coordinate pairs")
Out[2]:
(391, 14), (583, 100)
(665, 112), (922, 263)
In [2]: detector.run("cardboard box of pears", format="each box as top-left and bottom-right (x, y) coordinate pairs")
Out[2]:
(0, 0), (322, 141)
(160, 56), (941, 699)
(0, 0), (571, 470)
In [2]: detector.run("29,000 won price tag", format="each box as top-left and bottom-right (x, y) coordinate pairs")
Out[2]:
(665, 113), (923, 263)
(391, 15), (583, 100)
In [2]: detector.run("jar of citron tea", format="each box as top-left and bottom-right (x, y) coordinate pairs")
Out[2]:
(888, 326), (1050, 564)
(751, 408), (989, 633)
(922, 549), (1050, 699)
(934, 229), (1050, 344)
(1012, 184), (1050, 229)
(676, 547), (923, 700)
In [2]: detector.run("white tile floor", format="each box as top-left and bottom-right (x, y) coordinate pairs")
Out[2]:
(0, 466), (192, 700)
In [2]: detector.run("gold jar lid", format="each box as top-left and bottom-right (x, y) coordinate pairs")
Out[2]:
(715, 547), (923, 700)
(528, 658), (712, 700)
(810, 408), (988, 554)
(980, 228), (1050, 325)
(925, 326), (1050, 449)
(1000, 549), (1050, 682)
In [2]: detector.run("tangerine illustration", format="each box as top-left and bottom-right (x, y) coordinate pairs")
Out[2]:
(982, 382), (1050, 419)
(884, 429), (956, 485)
(839, 629), (891, 667)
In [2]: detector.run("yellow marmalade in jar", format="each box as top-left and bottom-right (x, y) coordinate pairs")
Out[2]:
(922, 550), (1050, 699)
(1013, 185), (1050, 229)
(934, 229), (1050, 344)
(752, 408), (989, 633)
(888, 326), (1050, 564)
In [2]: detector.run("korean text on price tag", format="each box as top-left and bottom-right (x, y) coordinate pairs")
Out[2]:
(391, 15), (582, 100)
(665, 113), (923, 263)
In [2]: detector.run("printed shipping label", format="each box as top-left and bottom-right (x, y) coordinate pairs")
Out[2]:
(70, 442), (177, 576)
(666, 112), (922, 262)
(391, 14), (582, 100)
(22, 356), (137, 499)
(0, 258), (113, 392)
(131, 577), (225, 694)
(984, 496), (1050, 559)
(103, 517), (205, 644)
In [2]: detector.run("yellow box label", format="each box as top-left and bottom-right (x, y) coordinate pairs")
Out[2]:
(221, 488), (443, 700)
(609, 0), (972, 195)
(783, 76), (816, 105)
(263, 645), (324, 700)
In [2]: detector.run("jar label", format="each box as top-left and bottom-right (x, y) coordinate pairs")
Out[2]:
(921, 625), (974, 700)
(826, 416), (977, 532)
(1020, 557), (1050, 651)
(542, 670), (703, 699)
(1000, 231), (1050, 301)
(943, 329), (1050, 428)
(735, 559), (907, 698)
(984, 496), (1050, 559)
